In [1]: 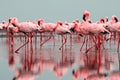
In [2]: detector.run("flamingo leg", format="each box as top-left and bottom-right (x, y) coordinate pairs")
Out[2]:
(15, 33), (31, 53)
(59, 35), (67, 50)
(15, 38), (29, 53)
(97, 36), (101, 74)
(70, 34), (72, 50)
(85, 36), (102, 54)
(40, 33), (42, 44)
(80, 36), (86, 51)
(85, 36), (88, 51)
(40, 33), (52, 46)
(52, 33), (55, 47)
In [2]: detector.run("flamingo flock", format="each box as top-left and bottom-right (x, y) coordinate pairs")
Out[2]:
(1, 10), (120, 79)
(1, 10), (120, 53)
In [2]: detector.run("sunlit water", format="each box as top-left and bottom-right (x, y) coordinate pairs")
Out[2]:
(0, 32), (120, 80)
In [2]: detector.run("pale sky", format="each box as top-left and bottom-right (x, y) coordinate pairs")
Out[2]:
(0, 0), (120, 22)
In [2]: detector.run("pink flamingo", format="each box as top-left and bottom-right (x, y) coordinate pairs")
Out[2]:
(54, 21), (72, 50)
(74, 20), (111, 51)
(8, 17), (38, 53)
(37, 19), (56, 46)
(106, 16), (120, 32)
(105, 16), (120, 52)
(83, 10), (91, 22)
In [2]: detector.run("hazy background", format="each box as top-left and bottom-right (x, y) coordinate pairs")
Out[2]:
(0, 0), (120, 23)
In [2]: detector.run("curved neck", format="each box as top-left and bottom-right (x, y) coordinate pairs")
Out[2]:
(12, 20), (19, 27)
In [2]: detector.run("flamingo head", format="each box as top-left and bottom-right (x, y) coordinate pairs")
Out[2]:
(83, 10), (90, 21)
(72, 21), (78, 29)
(0, 21), (7, 29)
(105, 16), (109, 22)
(38, 19), (44, 26)
(8, 17), (18, 28)
(57, 21), (63, 26)
(99, 18), (105, 23)
(112, 15), (118, 23)
(9, 17), (18, 23)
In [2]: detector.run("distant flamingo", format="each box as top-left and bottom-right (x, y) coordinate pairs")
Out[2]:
(8, 17), (38, 53)
(37, 19), (56, 46)
(83, 10), (91, 22)
(105, 16), (120, 52)
(54, 21), (72, 50)
(73, 20), (111, 51)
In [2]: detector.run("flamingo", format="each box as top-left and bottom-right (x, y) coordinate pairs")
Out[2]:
(106, 16), (120, 32)
(96, 18), (105, 24)
(73, 20), (111, 51)
(54, 21), (72, 50)
(37, 19), (56, 46)
(83, 10), (91, 22)
(8, 17), (39, 53)
(105, 16), (120, 52)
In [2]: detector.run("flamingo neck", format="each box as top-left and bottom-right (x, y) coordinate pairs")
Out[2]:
(12, 21), (19, 28)
(12, 23), (17, 27)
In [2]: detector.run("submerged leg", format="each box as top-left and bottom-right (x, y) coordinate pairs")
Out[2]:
(15, 33), (31, 53)
(40, 33), (52, 46)
(80, 36), (86, 51)
(59, 35), (67, 50)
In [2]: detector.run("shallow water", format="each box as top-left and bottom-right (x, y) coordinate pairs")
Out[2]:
(0, 32), (120, 80)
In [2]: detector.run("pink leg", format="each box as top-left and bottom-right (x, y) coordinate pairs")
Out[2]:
(59, 35), (67, 50)
(97, 36), (101, 74)
(40, 33), (42, 44)
(15, 33), (32, 53)
(40, 33), (52, 46)
(80, 36), (86, 51)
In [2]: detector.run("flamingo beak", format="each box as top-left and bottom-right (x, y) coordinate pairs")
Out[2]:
(83, 14), (86, 21)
